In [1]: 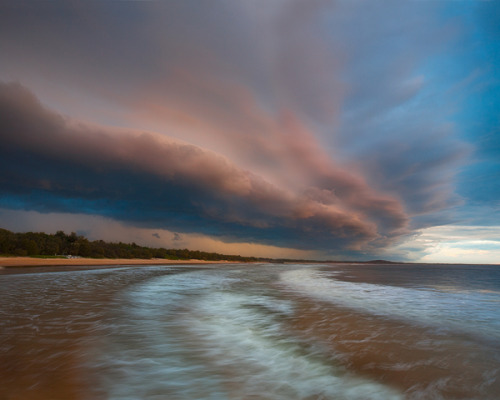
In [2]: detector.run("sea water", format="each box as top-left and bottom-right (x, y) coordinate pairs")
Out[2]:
(1, 263), (499, 399)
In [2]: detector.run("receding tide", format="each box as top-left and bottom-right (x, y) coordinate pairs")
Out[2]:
(1, 263), (499, 399)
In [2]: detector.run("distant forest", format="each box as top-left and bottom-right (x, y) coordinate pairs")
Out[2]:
(0, 228), (269, 262)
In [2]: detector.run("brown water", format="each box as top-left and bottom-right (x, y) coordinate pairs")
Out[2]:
(1, 263), (499, 399)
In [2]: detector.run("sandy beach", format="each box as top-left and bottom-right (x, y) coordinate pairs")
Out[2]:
(2, 263), (499, 399)
(0, 257), (232, 268)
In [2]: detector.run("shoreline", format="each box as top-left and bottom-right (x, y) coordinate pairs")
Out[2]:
(0, 256), (238, 268)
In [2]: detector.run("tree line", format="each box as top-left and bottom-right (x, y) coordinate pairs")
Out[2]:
(0, 228), (268, 262)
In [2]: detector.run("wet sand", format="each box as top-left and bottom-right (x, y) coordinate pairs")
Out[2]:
(0, 265), (197, 400)
(283, 294), (500, 399)
(2, 263), (499, 399)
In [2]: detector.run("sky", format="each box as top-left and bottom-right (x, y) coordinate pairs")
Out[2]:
(0, 0), (499, 263)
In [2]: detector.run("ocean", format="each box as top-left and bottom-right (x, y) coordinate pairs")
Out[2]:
(1, 263), (499, 399)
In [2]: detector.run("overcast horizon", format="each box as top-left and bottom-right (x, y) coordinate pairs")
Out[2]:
(1, 1), (499, 263)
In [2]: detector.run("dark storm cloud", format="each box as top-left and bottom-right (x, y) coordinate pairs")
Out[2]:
(0, 0), (489, 260)
(0, 82), (407, 250)
(0, 1), (466, 231)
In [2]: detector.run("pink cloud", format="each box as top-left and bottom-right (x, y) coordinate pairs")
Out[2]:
(1, 81), (408, 251)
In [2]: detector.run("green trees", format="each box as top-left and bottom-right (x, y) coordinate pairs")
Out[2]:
(25, 239), (39, 256)
(0, 228), (264, 262)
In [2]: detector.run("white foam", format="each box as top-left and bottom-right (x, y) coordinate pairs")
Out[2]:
(97, 271), (238, 399)
(97, 270), (403, 399)
(280, 268), (500, 338)
(184, 290), (403, 400)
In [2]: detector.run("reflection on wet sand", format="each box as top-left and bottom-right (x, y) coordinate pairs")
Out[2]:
(1, 333), (97, 400)
(1, 264), (499, 399)
(0, 266), (190, 400)
(285, 295), (500, 399)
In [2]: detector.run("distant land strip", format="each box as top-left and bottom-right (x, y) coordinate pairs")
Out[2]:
(0, 228), (275, 263)
(0, 228), (403, 267)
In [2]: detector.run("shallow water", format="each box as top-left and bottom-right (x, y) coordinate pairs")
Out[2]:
(1, 263), (499, 399)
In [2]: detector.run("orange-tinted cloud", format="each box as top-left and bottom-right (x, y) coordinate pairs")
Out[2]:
(0, 0), (478, 259)
(0, 82), (408, 252)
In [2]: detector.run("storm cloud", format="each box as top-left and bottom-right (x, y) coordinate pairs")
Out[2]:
(0, 82), (408, 251)
(0, 0), (494, 259)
